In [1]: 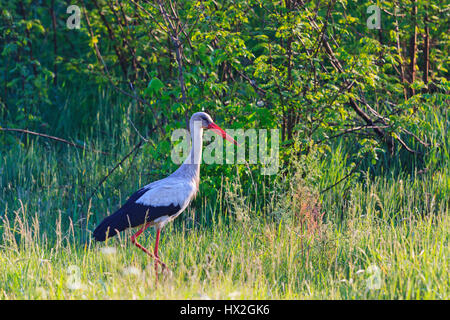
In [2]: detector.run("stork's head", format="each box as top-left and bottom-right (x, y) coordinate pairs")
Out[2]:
(190, 112), (237, 145)
(190, 112), (214, 129)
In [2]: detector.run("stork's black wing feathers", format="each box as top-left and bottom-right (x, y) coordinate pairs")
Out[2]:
(93, 187), (181, 241)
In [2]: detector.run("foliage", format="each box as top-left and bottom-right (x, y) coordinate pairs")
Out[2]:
(1, 1), (448, 164)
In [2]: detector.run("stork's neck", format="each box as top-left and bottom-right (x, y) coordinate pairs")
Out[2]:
(184, 121), (203, 166)
(172, 121), (203, 182)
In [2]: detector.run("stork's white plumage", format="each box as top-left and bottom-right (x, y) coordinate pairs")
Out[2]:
(93, 112), (237, 270)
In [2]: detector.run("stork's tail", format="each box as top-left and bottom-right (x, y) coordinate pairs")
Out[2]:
(93, 210), (130, 241)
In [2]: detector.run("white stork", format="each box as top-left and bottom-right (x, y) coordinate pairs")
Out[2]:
(93, 112), (237, 270)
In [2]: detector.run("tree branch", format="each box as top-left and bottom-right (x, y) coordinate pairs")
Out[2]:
(0, 128), (109, 155)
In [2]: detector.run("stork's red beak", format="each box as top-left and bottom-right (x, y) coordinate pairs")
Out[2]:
(207, 123), (238, 145)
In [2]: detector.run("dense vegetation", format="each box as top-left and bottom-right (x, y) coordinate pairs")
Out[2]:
(0, 0), (448, 299)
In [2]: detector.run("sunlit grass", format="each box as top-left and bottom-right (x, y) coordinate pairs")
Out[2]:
(0, 150), (448, 299)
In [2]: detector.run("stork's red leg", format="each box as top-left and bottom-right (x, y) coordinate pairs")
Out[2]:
(154, 228), (160, 256)
(153, 228), (167, 271)
(130, 223), (155, 257)
(130, 224), (167, 272)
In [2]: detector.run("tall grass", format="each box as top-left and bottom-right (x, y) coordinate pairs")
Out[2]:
(0, 90), (448, 299)
(0, 169), (448, 299)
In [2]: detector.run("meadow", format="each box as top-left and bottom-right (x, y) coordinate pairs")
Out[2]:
(0, 91), (448, 300)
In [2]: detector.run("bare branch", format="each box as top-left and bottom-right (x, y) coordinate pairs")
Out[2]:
(320, 156), (365, 193)
(0, 128), (109, 155)
(316, 125), (390, 144)
(81, 0), (165, 136)
(85, 140), (143, 205)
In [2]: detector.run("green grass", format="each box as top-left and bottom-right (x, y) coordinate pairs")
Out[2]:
(0, 90), (448, 299)
(0, 147), (448, 299)
(0, 186), (448, 299)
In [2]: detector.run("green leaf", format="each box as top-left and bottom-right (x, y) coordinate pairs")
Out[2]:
(148, 78), (164, 93)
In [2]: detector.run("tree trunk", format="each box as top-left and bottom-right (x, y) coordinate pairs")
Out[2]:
(408, 0), (418, 97)
(394, 3), (407, 101)
(50, 0), (58, 85)
(422, 8), (430, 87)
